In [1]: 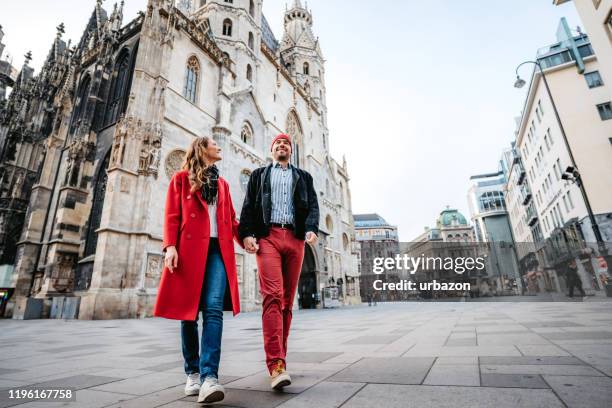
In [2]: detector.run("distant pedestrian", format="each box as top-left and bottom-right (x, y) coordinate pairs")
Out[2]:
(566, 259), (586, 298)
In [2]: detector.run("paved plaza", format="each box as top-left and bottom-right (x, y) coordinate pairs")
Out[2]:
(1, 301), (612, 407)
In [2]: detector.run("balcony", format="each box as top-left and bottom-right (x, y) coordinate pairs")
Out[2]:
(517, 165), (526, 186)
(524, 204), (538, 227)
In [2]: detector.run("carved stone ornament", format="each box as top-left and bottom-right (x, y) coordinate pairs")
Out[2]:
(165, 149), (186, 180)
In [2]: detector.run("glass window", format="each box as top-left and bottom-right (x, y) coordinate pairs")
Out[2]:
(222, 18), (232, 36)
(183, 56), (199, 103)
(585, 71), (604, 88)
(577, 44), (594, 58)
(597, 102), (612, 120)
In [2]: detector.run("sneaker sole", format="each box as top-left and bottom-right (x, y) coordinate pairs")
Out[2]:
(198, 390), (225, 404)
(271, 376), (292, 390)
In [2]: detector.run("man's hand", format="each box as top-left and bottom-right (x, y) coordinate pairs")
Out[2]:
(164, 246), (178, 273)
(243, 236), (259, 254)
(306, 231), (318, 245)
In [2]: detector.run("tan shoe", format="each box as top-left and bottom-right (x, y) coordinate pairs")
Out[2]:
(270, 359), (291, 390)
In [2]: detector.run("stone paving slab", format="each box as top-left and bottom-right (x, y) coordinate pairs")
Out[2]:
(543, 375), (612, 408)
(481, 373), (549, 388)
(481, 364), (604, 376)
(340, 384), (566, 408)
(479, 356), (583, 365)
(328, 357), (435, 384)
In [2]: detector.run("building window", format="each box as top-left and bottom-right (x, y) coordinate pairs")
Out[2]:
(105, 49), (132, 126)
(70, 74), (91, 134)
(200, 0), (206, 6)
(248, 32), (254, 50)
(547, 128), (553, 145)
(538, 100), (544, 115)
(592, 0), (601, 9)
(326, 215), (333, 233)
(249, 0), (255, 17)
(183, 56), (200, 103)
(240, 122), (253, 145)
(585, 71), (604, 88)
(222, 18), (232, 36)
(246, 64), (253, 81)
(567, 190), (574, 209)
(597, 102), (612, 120)
(224, 0), (233, 3)
(303, 62), (309, 75)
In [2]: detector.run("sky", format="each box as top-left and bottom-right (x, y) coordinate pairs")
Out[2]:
(0, 0), (582, 241)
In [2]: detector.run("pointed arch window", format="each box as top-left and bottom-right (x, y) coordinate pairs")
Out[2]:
(70, 74), (91, 134)
(105, 49), (131, 126)
(303, 62), (309, 75)
(246, 64), (253, 82)
(248, 32), (254, 50)
(183, 56), (200, 104)
(249, 0), (255, 17)
(240, 122), (253, 145)
(286, 110), (303, 168)
(222, 18), (233, 36)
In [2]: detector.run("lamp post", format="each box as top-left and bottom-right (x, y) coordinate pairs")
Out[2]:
(514, 60), (610, 281)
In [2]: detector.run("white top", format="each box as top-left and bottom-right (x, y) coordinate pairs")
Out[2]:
(207, 202), (218, 238)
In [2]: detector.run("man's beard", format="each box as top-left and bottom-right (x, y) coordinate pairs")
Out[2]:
(275, 151), (290, 160)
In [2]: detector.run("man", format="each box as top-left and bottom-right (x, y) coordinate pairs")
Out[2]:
(566, 259), (586, 299)
(239, 133), (319, 390)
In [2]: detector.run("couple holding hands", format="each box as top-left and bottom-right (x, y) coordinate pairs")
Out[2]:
(153, 133), (319, 404)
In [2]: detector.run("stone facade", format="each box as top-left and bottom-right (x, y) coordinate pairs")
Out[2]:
(0, 0), (357, 319)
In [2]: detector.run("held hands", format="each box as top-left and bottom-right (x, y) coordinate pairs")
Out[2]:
(164, 246), (178, 273)
(306, 231), (318, 245)
(243, 236), (259, 254)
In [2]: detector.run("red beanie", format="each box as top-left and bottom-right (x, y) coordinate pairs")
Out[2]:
(270, 133), (292, 152)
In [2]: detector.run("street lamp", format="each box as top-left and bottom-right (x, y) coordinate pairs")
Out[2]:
(514, 60), (610, 281)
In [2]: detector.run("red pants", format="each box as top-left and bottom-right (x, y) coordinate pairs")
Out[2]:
(256, 227), (305, 374)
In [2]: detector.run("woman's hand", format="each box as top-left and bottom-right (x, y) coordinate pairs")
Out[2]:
(164, 246), (178, 273)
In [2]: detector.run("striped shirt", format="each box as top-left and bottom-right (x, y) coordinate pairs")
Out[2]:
(270, 161), (294, 224)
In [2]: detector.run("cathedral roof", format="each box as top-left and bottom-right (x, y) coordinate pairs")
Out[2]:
(261, 14), (279, 53)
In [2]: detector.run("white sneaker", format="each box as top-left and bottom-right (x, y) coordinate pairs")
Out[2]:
(184, 373), (201, 396)
(197, 376), (225, 404)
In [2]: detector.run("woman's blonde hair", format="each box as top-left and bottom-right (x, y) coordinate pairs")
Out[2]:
(182, 136), (214, 193)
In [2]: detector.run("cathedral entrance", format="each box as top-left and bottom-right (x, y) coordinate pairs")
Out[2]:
(298, 244), (317, 309)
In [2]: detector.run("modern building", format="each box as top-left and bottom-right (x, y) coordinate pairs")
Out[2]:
(354, 213), (399, 302)
(0, 0), (356, 319)
(506, 18), (612, 294)
(467, 153), (522, 291)
(554, 0), (612, 99)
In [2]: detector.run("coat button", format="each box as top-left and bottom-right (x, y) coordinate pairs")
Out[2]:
(191, 213), (196, 218)
(187, 195), (191, 199)
(187, 233), (192, 239)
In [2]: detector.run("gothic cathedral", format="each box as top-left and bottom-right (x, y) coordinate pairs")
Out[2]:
(0, 0), (360, 319)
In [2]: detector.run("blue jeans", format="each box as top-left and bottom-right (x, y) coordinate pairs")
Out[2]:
(181, 238), (227, 381)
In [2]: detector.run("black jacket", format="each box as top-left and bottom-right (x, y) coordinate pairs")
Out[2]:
(239, 163), (319, 240)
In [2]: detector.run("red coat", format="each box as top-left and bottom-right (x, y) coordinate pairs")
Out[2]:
(154, 169), (241, 320)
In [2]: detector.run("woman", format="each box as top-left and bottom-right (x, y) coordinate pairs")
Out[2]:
(154, 136), (242, 404)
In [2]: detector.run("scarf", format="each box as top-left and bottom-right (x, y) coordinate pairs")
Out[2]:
(200, 164), (219, 205)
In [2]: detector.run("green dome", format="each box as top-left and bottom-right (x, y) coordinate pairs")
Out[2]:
(437, 208), (468, 227)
